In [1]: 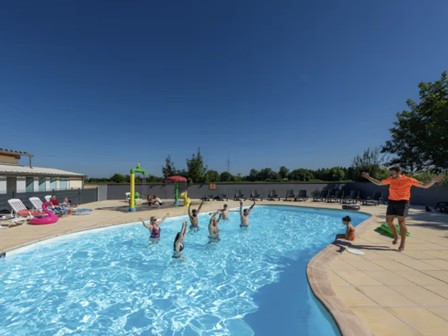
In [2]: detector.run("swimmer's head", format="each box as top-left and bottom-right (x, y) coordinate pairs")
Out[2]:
(342, 216), (351, 225)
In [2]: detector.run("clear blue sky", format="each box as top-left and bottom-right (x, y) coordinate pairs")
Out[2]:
(1, 0), (447, 177)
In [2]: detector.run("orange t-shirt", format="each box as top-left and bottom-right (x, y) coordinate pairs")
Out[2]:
(381, 176), (420, 201)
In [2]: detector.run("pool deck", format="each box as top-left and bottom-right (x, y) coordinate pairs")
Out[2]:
(1, 199), (447, 336)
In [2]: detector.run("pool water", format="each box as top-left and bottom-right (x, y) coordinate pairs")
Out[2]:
(0, 206), (369, 335)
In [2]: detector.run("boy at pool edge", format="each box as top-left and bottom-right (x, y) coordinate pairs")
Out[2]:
(335, 216), (355, 241)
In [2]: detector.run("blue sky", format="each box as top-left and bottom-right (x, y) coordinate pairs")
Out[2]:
(1, 0), (447, 177)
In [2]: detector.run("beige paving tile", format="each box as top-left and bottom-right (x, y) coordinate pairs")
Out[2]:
(357, 286), (416, 306)
(352, 307), (420, 336)
(424, 250), (448, 259)
(334, 286), (378, 307)
(425, 271), (448, 284)
(398, 270), (448, 286)
(370, 258), (414, 271)
(330, 260), (357, 271)
(329, 271), (350, 287)
(343, 257), (386, 271)
(336, 271), (383, 286)
(425, 285), (448, 300)
(399, 250), (446, 260)
(428, 307), (448, 322)
(389, 285), (448, 306)
(388, 307), (448, 336)
(363, 270), (415, 286)
(424, 259), (448, 269)
(397, 258), (443, 271)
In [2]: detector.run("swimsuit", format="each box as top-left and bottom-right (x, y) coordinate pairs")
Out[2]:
(150, 226), (160, 239)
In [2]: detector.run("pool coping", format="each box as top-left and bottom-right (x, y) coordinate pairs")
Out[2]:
(307, 213), (377, 336)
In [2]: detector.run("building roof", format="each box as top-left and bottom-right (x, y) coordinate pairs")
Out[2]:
(0, 164), (85, 177)
(0, 148), (32, 157)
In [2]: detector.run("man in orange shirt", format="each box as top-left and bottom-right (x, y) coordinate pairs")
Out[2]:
(362, 166), (443, 251)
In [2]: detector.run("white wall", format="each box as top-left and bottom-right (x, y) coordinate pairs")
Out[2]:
(16, 177), (26, 193)
(0, 176), (6, 194)
(70, 178), (83, 189)
(45, 178), (50, 191)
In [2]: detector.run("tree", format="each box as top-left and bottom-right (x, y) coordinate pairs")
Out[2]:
(328, 167), (346, 181)
(382, 71), (448, 172)
(186, 148), (207, 183)
(278, 166), (289, 179)
(257, 168), (281, 181)
(351, 147), (388, 181)
(288, 168), (314, 181)
(110, 173), (125, 183)
(220, 171), (234, 182)
(246, 169), (259, 181)
(204, 170), (220, 182)
(162, 155), (177, 178)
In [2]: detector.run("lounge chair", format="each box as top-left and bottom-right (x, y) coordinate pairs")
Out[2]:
(8, 199), (32, 216)
(284, 190), (296, 201)
(267, 190), (280, 201)
(213, 194), (229, 201)
(434, 201), (448, 213)
(341, 190), (359, 204)
(327, 189), (342, 203)
(0, 214), (28, 228)
(201, 194), (213, 201)
(362, 191), (384, 206)
(295, 190), (308, 202)
(44, 195), (51, 202)
(234, 190), (245, 201)
(250, 190), (262, 201)
(30, 197), (67, 216)
(313, 190), (328, 202)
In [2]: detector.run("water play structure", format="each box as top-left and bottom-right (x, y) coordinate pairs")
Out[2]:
(29, 202), (59, 225)
(129, 163), (147, 212)
(165, 175), (187, 206)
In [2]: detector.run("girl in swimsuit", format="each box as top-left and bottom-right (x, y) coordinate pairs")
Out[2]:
(335, 216), (355, 241)
(173, 221), (188, 259)
(140, 213), (169, 244)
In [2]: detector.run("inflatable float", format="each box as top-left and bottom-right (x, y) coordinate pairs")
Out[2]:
(342, 204), (360, 210)
(29, 202), (59, 225)
(180, 191), (191, 207)
(375, 223), (410, 238)
(72, 208), (93, 215)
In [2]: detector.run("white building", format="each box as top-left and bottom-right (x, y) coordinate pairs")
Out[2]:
(0, 148), (85, 195)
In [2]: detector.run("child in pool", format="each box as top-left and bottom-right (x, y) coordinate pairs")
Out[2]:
(335, 216), (355, 241)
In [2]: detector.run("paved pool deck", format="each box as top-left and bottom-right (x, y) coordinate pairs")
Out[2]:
(1, 199), (447, 336)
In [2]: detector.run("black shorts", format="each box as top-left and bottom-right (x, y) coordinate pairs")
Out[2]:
(386, 200), (409, 217)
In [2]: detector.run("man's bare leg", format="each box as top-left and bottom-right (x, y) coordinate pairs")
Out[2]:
(386, 215), (399, 244)
(397, 216), (407, 251)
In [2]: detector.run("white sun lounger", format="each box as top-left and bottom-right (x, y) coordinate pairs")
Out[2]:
(44, 195), (51, 202)
(5, 199), (33, 227)
(8, 199), (32, 216)
(29, 197), (44, 211)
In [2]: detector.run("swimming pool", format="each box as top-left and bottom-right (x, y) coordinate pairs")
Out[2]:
(0, 205), (369, 335)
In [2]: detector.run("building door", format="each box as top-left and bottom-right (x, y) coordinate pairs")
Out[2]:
(6, 177), (16, 195)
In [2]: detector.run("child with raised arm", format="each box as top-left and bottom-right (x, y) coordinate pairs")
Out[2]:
(188, 200), (204, 229)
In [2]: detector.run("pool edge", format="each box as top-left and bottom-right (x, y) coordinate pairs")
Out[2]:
(306, 214), (376, 336)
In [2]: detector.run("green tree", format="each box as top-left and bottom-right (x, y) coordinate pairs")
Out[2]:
(288, 168), (314, 181)
(278, 166), (289, 179)
(351, 147), (388, 181)
(220, 171), (233, 182)
(382, 71), (448, 172)
(328, 167), (346, 181)
(204, 170), (220, 182)
(186, 148), (207, 183)
(257, 168), (281, 181)
(110, 173), (126, 183)
(162, 155), (177, 178)
(246, 169), (259, 181)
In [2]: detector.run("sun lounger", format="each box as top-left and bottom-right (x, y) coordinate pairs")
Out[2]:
(341, 190), (359, 204)
(295, 190), (308, 201)
(362, 191), (384, 206)
(327, 189), (342, 203)
(313, 190), (328, 202)
(284, 190), (296, 201)
(213, 194), (229, 201)
(8, 199), (32, 216)
(234, 190), (245, 201)
(30, 197), (67, 216)
(250, 190), (262, 201)
(434, 201), (448, 213)
(267, 190), (280, 201)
